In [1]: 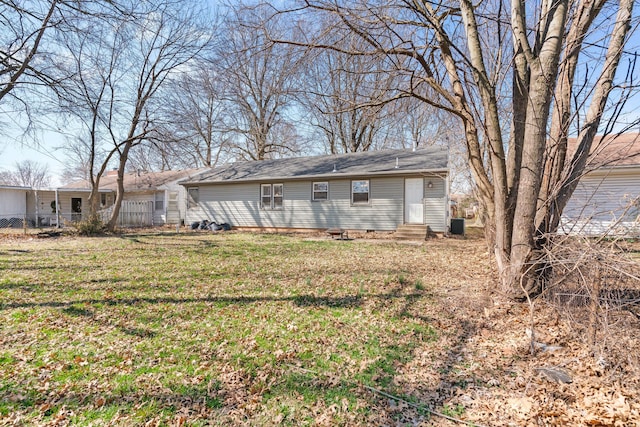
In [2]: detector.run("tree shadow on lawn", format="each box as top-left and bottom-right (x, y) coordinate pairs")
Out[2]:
(2, 290), (482, 423)
(2, 292), (431, 311)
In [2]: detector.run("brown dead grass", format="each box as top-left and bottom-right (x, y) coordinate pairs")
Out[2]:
(0, 229), (638, 426)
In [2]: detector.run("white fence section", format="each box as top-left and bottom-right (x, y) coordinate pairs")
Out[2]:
(99, 201), (154, 227)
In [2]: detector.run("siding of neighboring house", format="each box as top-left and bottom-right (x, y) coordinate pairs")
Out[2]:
(186, 176), (449, 232)
(56, 192), (89, 222)
(0, 188), (28, 227)
(561, 167), (640, 236)
(166, 191), (181, 224)
(0, 188), (27, 216)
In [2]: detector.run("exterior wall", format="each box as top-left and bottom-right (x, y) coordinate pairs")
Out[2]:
(185, 175), (449, 232)
(166, 190), (181, 224)
(157, 181), (189, 225)
(55, 192), (89, 223)
(561, 168), (640, 236)
(0, 188), (28, 227)
(25, 190), (90, 226)
(29, 190), (57, 226)
(423, 176), (448, 232)
(0, 188), (27, 216)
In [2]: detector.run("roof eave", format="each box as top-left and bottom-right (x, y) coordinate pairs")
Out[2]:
(180, 168), (449, 186)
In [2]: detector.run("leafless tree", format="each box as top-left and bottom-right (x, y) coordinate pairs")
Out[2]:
(274, 0), (638, 299)
(0, 160), (50, 187)
(143, 60), (228, 170)
(214, 3), (304, 161)
(300, 46), (401, 153)
(0, 0), (60, 105)
(53, 0), (211, 231)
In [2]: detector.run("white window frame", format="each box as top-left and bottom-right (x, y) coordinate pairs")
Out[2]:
(155, 192), (164, 211)
(351, 180), (370, 205)
(312, 181), (328, 201)
(261, 184), (272, 209)
(261, 183), (284, 210)
(273, 183), (284, 209)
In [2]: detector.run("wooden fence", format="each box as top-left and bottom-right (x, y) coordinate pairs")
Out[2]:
(99, 201), (154, 227)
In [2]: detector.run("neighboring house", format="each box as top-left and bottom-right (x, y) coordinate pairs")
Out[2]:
(561, 133), (640, 236)
(0, 185), (30, 228)
(32, 187), (112, 227)
(60, 168), (205, 226)
(180, 147), (450, 233)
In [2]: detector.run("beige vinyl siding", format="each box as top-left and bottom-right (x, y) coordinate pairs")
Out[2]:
(423, 177), (447, 232)
(33, 191), (58, 225)
(55, 192), (88, 222)
(561, 169), (640, 235)
(186, 176), (449, 232)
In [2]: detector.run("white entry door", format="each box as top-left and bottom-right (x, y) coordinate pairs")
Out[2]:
(404, 178), (424, 224)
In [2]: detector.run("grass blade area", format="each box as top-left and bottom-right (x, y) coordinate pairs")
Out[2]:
(2, 233), (484, 426)
(2, 231), (638, 426)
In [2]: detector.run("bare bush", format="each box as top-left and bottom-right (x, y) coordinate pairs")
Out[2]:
(533, 233), (640, 372)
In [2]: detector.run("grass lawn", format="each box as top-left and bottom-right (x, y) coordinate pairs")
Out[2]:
(1, 231), (638, 426)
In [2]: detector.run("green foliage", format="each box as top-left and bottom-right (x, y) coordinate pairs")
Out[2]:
(441, 403), (466, 417)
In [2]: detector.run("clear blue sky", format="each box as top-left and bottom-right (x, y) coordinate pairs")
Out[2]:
(0, 128), (67, 186)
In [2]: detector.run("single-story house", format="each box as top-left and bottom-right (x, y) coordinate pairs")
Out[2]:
(60, 168), (205, 226)
(180, 147), (450, 233)
(561, 133), (640, 236)
(0, 185), (30, 228)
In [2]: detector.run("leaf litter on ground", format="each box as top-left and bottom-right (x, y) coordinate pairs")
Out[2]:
(0, 230), (639, 425)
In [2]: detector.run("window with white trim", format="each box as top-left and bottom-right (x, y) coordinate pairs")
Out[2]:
(313, 182), (328, 201)
(155, 192), (164, 211)
(261, 184), (271, 209)
(273, 183), (283, 209)
(261, 183), (284, 209)
(351, 180), (370, 204)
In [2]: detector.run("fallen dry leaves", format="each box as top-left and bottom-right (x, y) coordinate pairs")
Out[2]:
(0, 230), (638, 426)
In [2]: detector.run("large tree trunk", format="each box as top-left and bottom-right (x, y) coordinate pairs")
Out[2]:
(505, 0), (568, 298)
(107, 143), (133, 232)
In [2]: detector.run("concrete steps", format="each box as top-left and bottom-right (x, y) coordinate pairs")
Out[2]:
(394, 224), (429, 240)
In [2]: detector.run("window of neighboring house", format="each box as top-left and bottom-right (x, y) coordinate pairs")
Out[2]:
(312, 182), (328, 201)
(261, 183), (284, 209)
(351, 180), (370, 204)
(187, 187), (199, 209)
(155, 192), (164, 211)
(100, 193), (107, 207)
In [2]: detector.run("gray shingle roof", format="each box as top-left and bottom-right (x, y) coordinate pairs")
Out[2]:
(60, 168), (205, 191)
(181, 147), (448, 185)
